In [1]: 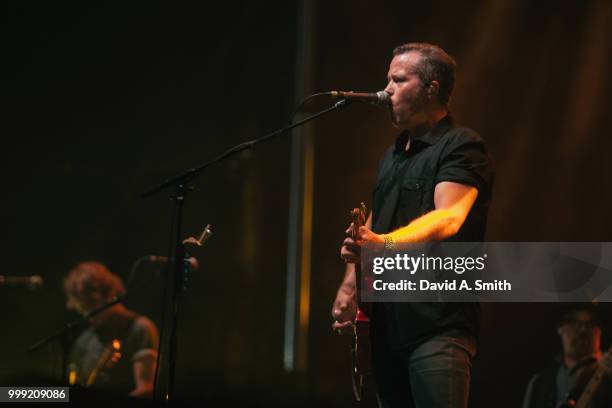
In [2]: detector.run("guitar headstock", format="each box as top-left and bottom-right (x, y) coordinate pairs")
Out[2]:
(349, 202), (367, 242)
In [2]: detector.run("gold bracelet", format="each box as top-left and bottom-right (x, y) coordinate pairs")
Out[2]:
(383, 234), (395, 250)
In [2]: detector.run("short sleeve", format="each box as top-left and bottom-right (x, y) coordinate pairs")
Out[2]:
(521, 373), (540, 408)
(435, 129), (494, 199)
(128, 316), (159, 362)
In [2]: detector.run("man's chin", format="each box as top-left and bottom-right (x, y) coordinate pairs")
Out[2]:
(571, 338), (595, 357)
(388, 111), (399, 128)
(389, 114), (406, 130)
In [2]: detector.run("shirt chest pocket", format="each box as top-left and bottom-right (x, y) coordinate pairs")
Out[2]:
(397, 178), (435, 220)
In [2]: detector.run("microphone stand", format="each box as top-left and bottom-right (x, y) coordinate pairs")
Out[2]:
(141, 99), (350, 402)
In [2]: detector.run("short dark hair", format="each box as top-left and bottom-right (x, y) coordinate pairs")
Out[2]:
(557, 303), (601, 328)
(392, 42), (456, 107)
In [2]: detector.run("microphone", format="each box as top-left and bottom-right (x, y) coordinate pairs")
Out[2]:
(147, 256), (200, 271)
(0, 275), (44, 290)
(183, 224), (213, 247)
(329, 90), (390, 106)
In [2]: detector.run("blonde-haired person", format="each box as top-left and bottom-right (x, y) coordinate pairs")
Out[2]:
(64, 261), (158, 398)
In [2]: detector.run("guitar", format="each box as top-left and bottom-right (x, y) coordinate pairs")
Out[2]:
(68, 338), (122, 387)
(566, 347), (612, 408)
(349, 202), (372, 402)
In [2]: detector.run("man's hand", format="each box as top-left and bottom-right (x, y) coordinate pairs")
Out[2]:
(331, 284), (357, 335)
(340, 223), (384, 263)
(334, 212), (373, 335)
(129, 384), (153, 398)
(357, 225), (384, 244)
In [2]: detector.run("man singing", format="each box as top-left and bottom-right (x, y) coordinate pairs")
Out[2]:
(331, 43), (494, 407)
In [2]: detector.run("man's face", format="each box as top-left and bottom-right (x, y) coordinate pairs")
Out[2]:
(66, 292), (105, 316)
(384, 51), (430, 130)
(67, 293), (118, 325)
(558, 310), (601, 359)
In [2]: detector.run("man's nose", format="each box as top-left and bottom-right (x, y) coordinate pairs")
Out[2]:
(383, 82), (394, 95)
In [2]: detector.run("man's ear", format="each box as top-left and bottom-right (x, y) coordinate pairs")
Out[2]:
(428, 80), (440, 100)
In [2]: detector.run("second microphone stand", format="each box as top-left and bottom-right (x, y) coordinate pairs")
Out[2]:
(143, 99), (350, 402)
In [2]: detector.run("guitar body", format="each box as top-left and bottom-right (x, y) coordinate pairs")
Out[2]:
(353, 308), (371, 374)
(68, 338), (123, 388)
(351, 308), (370, 401)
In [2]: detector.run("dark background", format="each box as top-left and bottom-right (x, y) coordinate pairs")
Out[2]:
(2, 1), (612, 406)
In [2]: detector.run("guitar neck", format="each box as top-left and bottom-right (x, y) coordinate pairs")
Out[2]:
(574, 366), (606, 408)
(350, 203), (366, 306)
(574, 347), (612, 408)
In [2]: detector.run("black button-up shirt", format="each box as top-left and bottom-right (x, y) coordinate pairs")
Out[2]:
(370, 115), (495, 349)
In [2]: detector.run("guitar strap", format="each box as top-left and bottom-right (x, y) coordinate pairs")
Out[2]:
(566, 363), (598, 404)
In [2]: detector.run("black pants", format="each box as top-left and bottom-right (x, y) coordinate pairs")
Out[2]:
(372, 334), (476, 408)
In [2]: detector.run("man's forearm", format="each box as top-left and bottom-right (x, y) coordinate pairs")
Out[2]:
(341, 263), (356, 291)
(387, 208), (462, 243)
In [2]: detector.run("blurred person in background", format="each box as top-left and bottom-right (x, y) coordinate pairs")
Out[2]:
(523, 304), (612, 408)
(64, 261), (158, 398)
